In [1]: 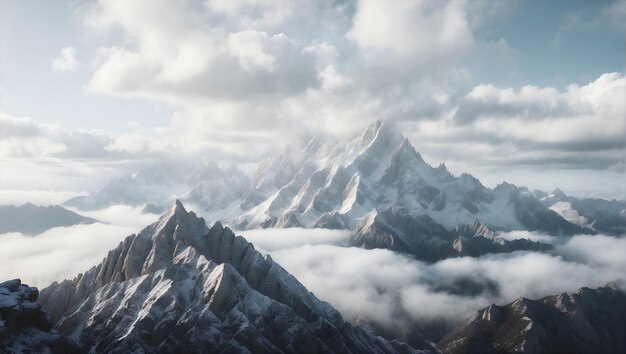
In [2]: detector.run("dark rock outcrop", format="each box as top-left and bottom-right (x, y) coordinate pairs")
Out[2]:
(0, 279), (81, 353)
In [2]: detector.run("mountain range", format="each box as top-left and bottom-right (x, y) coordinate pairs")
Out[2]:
(58, 121), (625, 263)
(2, 201), (624, 352)
(36, 201), (433, 353)
(0, 203), (98, 235)
(534, 188), (626, 235)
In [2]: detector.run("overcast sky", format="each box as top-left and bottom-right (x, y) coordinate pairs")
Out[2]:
(0, 0), (624, 199)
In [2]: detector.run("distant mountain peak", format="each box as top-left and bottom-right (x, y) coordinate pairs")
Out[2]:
(0, 203), (98, 235)
(551, 188), (567, 198)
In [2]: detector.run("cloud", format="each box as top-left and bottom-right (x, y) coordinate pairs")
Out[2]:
(601, 0), (626, 32)
(0, 190), (88, 206)
(85, 0), (320, 101)
(51, 47), (80, 72)
(237, 227), (350, 253)
(76, 0), (515, 159)
(250, 228), (626, 341)
(0, 223), (133, 288)
(0, 111), (173, 160)
(66, 204), (160, 229)
(348, 0), (475, 64)
(404, 72), (625, 175)
(0, 110), (182, 192)
(0, 205), (158, 288)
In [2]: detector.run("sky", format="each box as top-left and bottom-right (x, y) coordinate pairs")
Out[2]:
(0, 0), (624, 199)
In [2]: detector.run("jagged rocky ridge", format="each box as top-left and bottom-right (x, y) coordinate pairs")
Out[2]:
(0, 279), (80, 353)
(38, 201), (433, 353)
(534, 188), (626, 235)
(352, 208), (552, 262)
(229, 121), (589, 237)
(0, 203), (98, 235)
(66, 121), (598, 240)
(438, 282), (626, 354)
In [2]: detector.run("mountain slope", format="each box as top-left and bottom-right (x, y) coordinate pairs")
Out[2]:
(231, 121), (587, 236)
(351, 208), (552, 262)
(535, 189), (626, 235)
(38, 201), (433, 353)
(0, 279), (80, 353)
(0, 203), (98, 235)
(438, 282), (626, 354)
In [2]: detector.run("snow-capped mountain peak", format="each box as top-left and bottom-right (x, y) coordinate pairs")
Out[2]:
(38, 200), (432, 353)
(231, 120), (586, 236)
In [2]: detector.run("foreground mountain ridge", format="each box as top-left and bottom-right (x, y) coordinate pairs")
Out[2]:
(0, 279), (80, 353)
(38, 201), (433, 353)
(438, 281), (626, 354)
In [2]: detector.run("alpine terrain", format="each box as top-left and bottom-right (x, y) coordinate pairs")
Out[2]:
(438, 282), (626, 354)
(37, 201), (435, 353)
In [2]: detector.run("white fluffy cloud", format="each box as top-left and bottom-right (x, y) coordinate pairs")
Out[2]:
(51, 46), (80, 72)
(0, 111), (172, 159)
(406, 72), (626, 175)
(0, 205), (158, 288)
(253, 229), (626, 340)
(348, 0), (474, 63)
(0, 111), (177, 192)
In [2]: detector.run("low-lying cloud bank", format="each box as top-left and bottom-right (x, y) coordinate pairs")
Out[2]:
(0, 205), (159, 288)
(1, 214), (623, 343)
(249, 230), (626, 341)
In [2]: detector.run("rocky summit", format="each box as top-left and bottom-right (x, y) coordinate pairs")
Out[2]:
(38, 201), (434, 354)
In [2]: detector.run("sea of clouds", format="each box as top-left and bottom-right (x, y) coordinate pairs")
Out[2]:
(240, 228), (626, 341)
(1, 212), (624, 342)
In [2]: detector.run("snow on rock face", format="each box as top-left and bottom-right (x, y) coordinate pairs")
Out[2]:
(0, 279), (80, 353)
(438, 282), (626, 354)
(351, 207), (553, 262)
(38, 201), (432, 353)
(231, 120), (586, 236)
(538, 189), (626, 235)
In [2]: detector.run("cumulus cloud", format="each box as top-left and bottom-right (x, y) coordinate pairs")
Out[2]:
(348, 0), (475, 64)
(76, 0), (516, 158)
(85, 0), (319, 101)
(51, 46), (80, 72)
(0, 111), (172, 160)
(404, 72), (626, 176)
